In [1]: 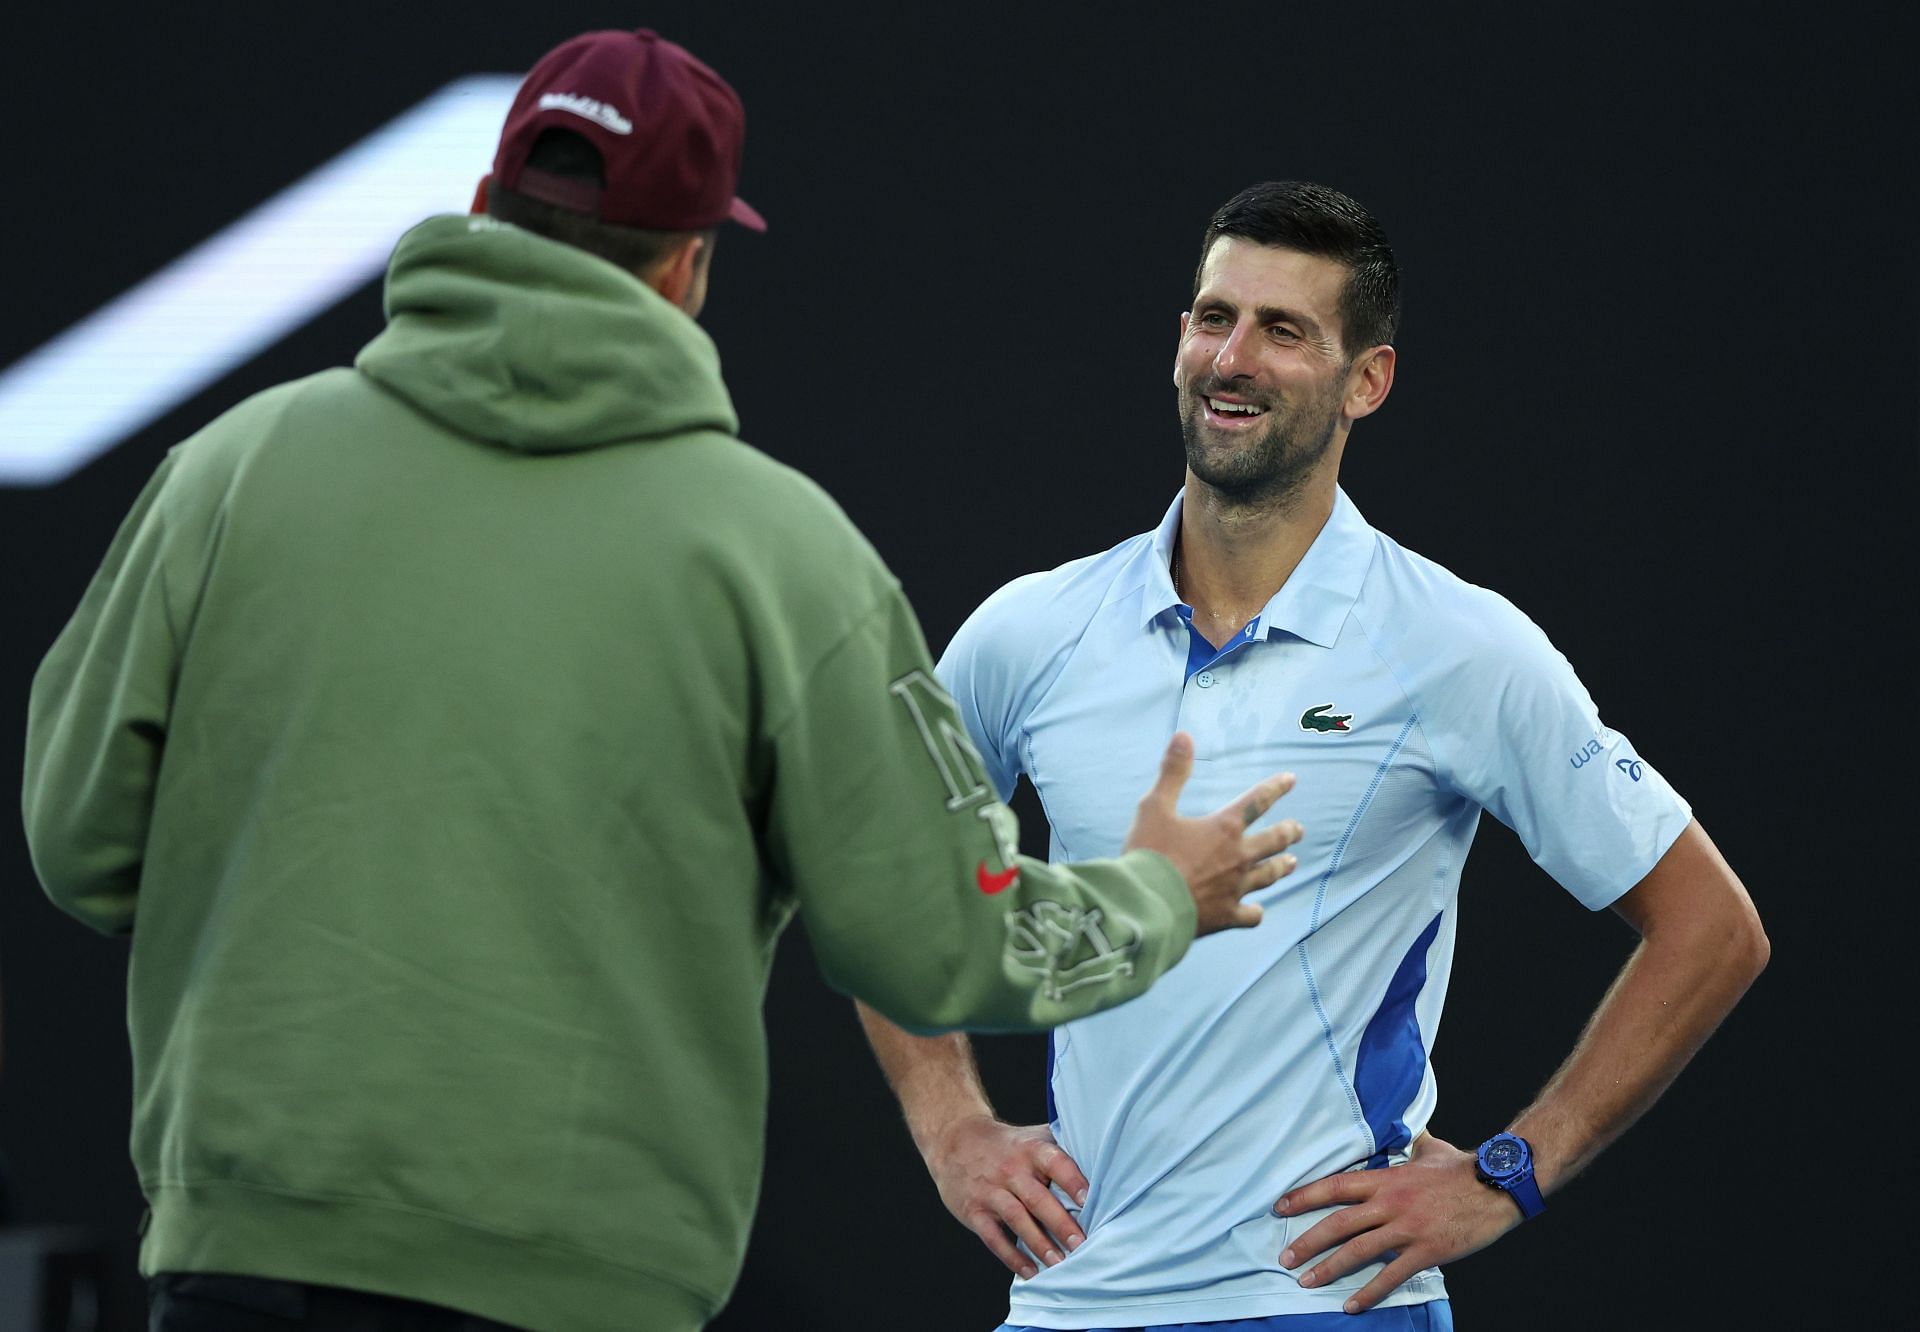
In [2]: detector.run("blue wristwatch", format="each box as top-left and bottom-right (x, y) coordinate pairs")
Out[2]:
(1474, 1132), (1545, 1220)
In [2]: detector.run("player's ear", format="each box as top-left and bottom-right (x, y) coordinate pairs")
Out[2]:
(1344, 344), (1395, 420)
(469, 176), (491, 216)
(650, 234), (708, 312)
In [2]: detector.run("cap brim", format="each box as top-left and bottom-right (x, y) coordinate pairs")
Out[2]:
(728, 196), (767, 232)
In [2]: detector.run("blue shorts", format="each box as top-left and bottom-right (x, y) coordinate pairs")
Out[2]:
(997, 1302), (1454, 1332)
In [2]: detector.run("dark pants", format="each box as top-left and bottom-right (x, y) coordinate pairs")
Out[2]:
(149, 1275), (527, 1332)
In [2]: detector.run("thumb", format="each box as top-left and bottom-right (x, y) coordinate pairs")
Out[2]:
(1408, 1130), (1445, 1159)
(1148, 732), (1195, 810)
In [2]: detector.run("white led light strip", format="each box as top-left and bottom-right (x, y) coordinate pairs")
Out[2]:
(0, 75), (520, 487)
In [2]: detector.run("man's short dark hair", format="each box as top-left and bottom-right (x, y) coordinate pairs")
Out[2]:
(1194, 182), (1400, 357)
(487, 130), (713, 276)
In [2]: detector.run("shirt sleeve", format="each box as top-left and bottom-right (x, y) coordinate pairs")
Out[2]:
(1425, 593), (1693, 910)
(763, 585), (1195, 1034)
(23, 453), (193, 934)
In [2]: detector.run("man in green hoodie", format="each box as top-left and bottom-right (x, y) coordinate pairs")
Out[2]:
(22, 28), (1305, 1332)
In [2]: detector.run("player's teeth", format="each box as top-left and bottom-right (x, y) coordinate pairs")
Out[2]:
(1210, 398), (1262, 415)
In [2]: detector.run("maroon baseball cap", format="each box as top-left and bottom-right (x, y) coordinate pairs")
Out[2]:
(491, 29), (765, 232)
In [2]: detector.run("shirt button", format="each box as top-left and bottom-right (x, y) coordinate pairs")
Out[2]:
(1196, 672), (1215, 688)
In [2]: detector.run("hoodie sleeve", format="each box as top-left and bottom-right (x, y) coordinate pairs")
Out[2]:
(23, 454), (193, 934)
(762, 585), (1195, 1034)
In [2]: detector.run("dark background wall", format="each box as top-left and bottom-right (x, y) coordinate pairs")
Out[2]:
(1, 3), (1910, 1328)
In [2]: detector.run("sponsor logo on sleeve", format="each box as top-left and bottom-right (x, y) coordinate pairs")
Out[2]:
(1570, 736), (1646, 781)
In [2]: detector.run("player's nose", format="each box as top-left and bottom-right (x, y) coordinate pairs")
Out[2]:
(1213, 319), (1259, 381)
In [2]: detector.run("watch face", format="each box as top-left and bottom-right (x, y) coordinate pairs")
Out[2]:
(1483, 1139), (1522, 1175)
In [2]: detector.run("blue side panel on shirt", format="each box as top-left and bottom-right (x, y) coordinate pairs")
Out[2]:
(1352, 910), (1444, 1161)
(1045, 1031), (1057, 1124)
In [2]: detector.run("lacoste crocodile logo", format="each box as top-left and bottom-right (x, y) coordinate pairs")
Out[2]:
(1299, 704), (1353, 734)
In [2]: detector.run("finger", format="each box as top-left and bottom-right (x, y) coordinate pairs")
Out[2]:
(1278, 1205), (1377, 1270)
(994, 1192), (1068, 1267)
(1008, 1174), (1084, 1256)
(965, 1211), (1038, 1278)
(1145, 732), (1196, 810)
(1341, 1251), (1433, 1314)
(1298, 1229), (1394, 1288)
(1036, 1143), (1091, 1209)
(1220, 901), (1264, 930)
(1219, 771), (1296, 828)
(1244, 819), (1306, 861)
(1274, 1171), (1376, 1218)
(1243, 854), (1299, 892)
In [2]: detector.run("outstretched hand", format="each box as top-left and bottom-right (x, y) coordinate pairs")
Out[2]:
(1124, 732), (1303, 935)
(1273, 1133), (1523, 1313)
(927, 1115), (1090, 1280)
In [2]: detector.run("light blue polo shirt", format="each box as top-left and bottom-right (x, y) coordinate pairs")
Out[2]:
(938, 488), (1692, 1328)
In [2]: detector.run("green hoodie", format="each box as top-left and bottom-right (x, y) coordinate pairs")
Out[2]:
(22, 216), (1195, 1331)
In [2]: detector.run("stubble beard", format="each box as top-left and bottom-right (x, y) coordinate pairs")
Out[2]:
(1178, 378), (1344, 513)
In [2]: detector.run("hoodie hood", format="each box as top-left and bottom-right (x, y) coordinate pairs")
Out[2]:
(355, 215), (738, 453)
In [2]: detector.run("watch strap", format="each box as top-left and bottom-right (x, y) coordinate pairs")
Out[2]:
(1502, 1168), (1546, 1220)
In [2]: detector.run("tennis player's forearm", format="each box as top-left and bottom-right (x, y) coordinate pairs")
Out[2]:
(1513, 933), (1760, 1192)
(1510, 825), (1767, 1193)
(856, 1000), (996, 1155)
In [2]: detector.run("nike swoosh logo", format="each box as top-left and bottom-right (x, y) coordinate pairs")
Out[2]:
(976, 861), (1019, 895)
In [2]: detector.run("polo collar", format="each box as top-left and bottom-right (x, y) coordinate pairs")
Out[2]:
(1136, 486), (1378, 648)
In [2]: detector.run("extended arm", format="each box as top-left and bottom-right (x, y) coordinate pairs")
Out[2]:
(774, 584), (1303, 1033)
(1275, 818), (1769, 1311)
(857, 1002), (1089, 1279)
